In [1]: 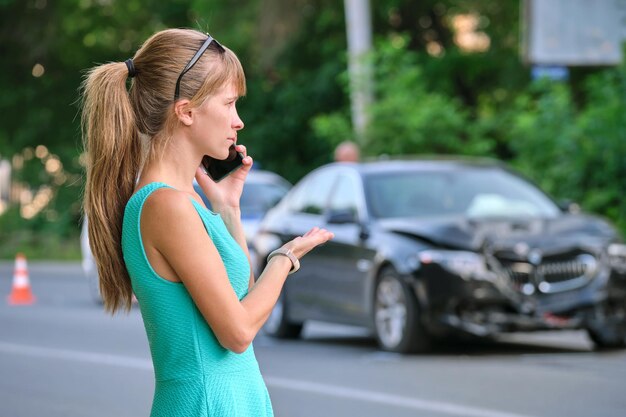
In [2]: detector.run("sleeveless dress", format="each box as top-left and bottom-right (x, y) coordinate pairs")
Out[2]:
(121, 182), (274, 417)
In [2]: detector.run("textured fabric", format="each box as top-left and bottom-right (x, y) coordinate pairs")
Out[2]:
(121, 182), (273, 417)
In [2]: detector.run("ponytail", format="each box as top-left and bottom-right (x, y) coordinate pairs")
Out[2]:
(81, 62), (142, 313)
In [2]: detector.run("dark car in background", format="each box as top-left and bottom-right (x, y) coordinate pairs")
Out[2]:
(81, 169), (291, 303)
(253, 159), (626, 353)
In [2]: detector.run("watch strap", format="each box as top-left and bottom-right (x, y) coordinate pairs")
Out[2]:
(267, 248), (300, 275)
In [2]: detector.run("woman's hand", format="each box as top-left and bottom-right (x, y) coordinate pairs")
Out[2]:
(195, 144), (253, 211)
(281, 227), (335, 259)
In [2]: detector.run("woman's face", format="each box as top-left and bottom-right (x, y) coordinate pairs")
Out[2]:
(193, 81), (244, 160)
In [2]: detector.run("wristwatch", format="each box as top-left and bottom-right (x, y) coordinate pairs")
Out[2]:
(267, 248), (300, 275)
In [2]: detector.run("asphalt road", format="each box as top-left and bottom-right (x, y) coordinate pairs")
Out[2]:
(1, 261), (625, 417)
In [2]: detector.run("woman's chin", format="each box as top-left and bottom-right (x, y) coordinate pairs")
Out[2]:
(206, 151), (229, 161)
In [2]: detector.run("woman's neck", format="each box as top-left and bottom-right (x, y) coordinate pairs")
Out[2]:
(138, 141), (200, 193)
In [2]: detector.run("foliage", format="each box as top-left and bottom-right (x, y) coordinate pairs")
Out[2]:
(576, 68), (626, 230)
(508, 66), (626, 234)
(0, 0), (624, 259)
(314, 37), (476, 157)
(508, 81), (582, 199)
(0, 206), (80, 259)
(238, 0), (348, 182)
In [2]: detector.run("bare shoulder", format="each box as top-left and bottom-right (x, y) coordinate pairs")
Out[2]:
(138, 187), (219, 285)
(142, 187), (195, 216)
(141, 188), (204, 240)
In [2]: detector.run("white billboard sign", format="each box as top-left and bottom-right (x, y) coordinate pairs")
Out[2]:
(523, 0), (625, 66)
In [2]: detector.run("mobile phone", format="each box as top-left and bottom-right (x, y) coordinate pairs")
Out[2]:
(201, 144), (244, 182)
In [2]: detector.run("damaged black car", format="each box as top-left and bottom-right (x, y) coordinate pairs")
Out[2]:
(253, 159), (626, 353)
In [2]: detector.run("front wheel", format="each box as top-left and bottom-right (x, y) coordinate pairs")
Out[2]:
(586, 300), (626, 349)
(263, 290), (303, 339)
(373, 268), (430, 353)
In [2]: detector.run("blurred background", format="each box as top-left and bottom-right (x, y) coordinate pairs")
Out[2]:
(1, 2), (626, 417)
(0, 0), (624, 260)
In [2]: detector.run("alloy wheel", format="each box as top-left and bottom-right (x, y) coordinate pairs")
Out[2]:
(375, 275), (408, 348)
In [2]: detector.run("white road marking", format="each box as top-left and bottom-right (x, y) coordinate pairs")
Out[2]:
(0, 341), (152, 370)
(265, 376), (539, 417)
(0, 341), (539, 417)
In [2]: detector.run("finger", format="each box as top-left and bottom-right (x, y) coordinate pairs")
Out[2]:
(195, 166), (217, 188)
(242, 155), (253, 167)
(303, 227), (319, 237)
(303, 229), (333, 247)
(195, 166), (209, 183)
(317, 231), (333, 243)
(236, 144), (247, 157)
(309, 227), (328, 236)
(314, 229), (333, 242)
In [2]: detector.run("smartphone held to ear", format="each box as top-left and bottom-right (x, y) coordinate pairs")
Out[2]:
(201, 145), (244, 182)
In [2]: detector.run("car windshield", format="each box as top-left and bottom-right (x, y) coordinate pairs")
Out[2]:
(365, 167), (561, 219)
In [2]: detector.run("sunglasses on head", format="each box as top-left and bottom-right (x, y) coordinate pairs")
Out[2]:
(174, 35), (225, 101)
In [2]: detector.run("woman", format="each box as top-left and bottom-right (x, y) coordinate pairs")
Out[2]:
(81, 28), (333, 416)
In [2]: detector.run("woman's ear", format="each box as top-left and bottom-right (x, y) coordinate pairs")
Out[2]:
(173, 99), (193, 126)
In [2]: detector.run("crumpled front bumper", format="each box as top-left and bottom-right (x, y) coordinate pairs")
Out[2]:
(415, 263), (617, 338)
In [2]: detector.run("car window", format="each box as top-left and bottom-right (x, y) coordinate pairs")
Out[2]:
(328, 175), (360, 218)
(367, 173), (443, 218)
(366, 168), (561, 219)
(241, 182), (289, 217)
(286, 170), (338, 215)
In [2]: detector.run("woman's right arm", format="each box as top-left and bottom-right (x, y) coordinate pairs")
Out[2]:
(141, 188), (333, 353)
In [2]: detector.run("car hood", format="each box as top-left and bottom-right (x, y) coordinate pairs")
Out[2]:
(377, 214), (618, 251)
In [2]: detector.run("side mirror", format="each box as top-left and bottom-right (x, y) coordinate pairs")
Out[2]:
(558, 199), (580, 214)
(326, 209), (358, 224)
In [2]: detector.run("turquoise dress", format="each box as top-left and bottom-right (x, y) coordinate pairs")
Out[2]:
(121, 182), (274, 417)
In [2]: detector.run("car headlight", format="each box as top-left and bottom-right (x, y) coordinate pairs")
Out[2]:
(608, 243), (626, 274)
(419, 250), (488, 280)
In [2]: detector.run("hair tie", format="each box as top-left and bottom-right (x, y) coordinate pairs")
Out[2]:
(124, 58), (137, 78)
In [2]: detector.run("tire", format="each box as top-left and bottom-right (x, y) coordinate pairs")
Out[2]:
(373, 267), (430, 353)
(263, 290), (303, 339)
(586, 300), (626, 350)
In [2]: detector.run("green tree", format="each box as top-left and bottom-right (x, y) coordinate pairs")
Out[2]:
(508, 66), (626, 235)
(1, 0), (625, 258)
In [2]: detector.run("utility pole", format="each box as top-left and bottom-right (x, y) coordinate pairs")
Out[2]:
(344, 0), (373, 145)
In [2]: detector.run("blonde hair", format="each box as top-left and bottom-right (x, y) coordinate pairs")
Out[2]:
(81, 28), (246, 313)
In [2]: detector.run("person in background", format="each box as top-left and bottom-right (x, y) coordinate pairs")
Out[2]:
(333, 140), (360, 162)
(80, 28), (333, 417)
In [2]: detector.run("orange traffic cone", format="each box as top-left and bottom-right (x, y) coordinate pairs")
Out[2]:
(7, 253), (36, 305)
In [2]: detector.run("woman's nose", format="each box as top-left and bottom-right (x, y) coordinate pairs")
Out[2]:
(233, 111), (244, 130)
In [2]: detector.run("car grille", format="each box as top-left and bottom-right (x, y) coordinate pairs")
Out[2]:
(538, 255), (594, 283)
(494, 251), (598, 294)
(500, 261), (532, 289)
